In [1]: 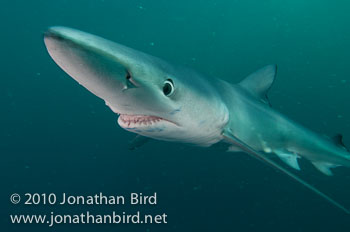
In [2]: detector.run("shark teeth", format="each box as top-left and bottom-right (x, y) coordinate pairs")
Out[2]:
(119, 114), (162, 127)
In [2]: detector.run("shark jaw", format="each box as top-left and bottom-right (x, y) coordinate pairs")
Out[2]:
(117, 114), (178, 129)
(117, 113), (188, 142)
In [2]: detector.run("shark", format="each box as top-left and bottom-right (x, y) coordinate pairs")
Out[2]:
(44, 26), (350, 213)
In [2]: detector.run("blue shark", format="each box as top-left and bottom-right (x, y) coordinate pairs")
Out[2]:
(44, 26), (350, 213)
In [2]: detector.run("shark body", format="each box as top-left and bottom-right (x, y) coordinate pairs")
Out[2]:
(44, 27), (350, 213)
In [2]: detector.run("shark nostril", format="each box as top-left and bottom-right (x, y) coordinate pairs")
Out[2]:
(126, 70), (131, 80)
(125, 70), (137, 89)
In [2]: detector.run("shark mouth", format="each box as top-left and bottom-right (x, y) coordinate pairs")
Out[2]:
(118, 114), (173, 127)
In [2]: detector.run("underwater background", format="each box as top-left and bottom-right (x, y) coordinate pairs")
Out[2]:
(2, 0), (350, 231)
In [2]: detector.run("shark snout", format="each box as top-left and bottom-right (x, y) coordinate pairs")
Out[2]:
(44, 26), (175, 116)
(44, 27), (147, 112)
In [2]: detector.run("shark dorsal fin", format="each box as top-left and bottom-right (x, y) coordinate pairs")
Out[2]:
(332, 134), (349, 151)
(239, 65), (277, 106)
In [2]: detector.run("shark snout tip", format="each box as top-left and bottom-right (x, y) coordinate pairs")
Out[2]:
(43, 26), (64, 39)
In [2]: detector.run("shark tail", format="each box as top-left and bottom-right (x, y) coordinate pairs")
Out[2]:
(309, 134), (350, 176)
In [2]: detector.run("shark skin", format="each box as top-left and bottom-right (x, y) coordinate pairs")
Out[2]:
(44, 26), (350, 213)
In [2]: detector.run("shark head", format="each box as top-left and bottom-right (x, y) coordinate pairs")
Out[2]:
(44, 27), (228, 146)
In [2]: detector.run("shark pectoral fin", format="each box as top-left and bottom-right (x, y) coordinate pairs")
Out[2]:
(311, 162), (339, 176)
(222, 129), (350, 214)
(238, 65), (277, 106)
(128, 135), (150, 150)
(275, 151), (300, 170)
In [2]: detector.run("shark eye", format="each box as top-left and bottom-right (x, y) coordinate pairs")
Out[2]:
(163, 79), (174, 96)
